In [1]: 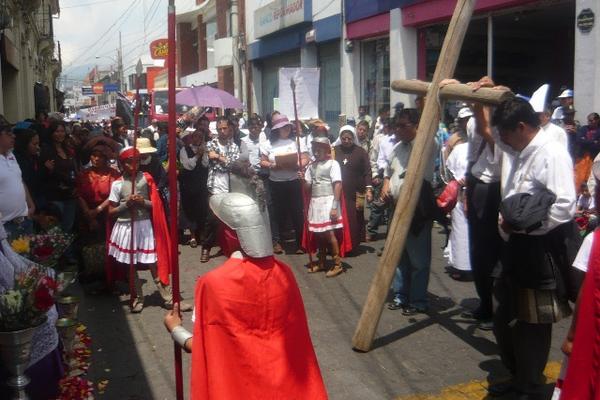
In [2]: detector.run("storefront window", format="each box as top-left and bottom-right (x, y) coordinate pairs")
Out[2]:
(206, 20), (217, 69)
(361, 38), (389, 119)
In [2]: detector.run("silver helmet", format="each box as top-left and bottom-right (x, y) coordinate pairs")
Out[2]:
(209, 192), (273, 258)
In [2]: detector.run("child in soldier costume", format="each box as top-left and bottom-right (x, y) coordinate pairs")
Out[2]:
(108, 147), (191, 313)
(303, 137), (346, 277)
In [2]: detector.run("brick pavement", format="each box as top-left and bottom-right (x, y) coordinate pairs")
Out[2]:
(78, 228), (569, 399)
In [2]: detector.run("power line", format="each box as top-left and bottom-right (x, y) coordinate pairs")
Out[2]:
(62, 0), (141, 74)
(61, 0), (120, 9)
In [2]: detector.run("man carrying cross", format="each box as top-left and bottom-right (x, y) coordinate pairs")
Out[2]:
(467, 79), (576, 398)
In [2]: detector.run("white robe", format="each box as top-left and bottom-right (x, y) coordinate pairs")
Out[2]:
(445, 143), (471, 272)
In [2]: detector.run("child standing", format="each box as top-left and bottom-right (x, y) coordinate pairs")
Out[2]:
(303, 137), (345, 277)
(108, 147), (190, 313)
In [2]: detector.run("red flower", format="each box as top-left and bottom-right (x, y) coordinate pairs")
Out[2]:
(33, 286), (54, 312)
(33, 245), (54, 260)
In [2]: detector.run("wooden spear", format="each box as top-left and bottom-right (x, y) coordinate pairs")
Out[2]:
(290, 78), (314, 266)
(352, 0), (478, 352)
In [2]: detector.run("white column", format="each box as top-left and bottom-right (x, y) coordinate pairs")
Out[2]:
(300, 43), (318, 67)
(0, 60), (4, 116)
(340, 25), (361, 118)
(575, 0), (600, 119)
(250, 63), (262, 115)
(389, 8), (417, 108)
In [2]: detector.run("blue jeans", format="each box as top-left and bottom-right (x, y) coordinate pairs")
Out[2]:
(392, 220), (433, 310)
(51, 199), (77, 233)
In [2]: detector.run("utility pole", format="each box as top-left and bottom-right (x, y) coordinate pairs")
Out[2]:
(118, 31), (124, 92)
(231, 0), (242, 104)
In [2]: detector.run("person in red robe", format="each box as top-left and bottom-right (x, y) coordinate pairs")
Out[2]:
(163, 191), (328, 400)
(560, 168), (600, 400)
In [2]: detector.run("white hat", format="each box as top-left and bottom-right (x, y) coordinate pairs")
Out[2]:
(180, 127), (196, 140)
(529, 84), (550, 113)
(558, 89), (573, 98)
(457, 107), (473, 119)
(135, 137), (157, 154)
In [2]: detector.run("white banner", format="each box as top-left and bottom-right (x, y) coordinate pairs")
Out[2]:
(278, 67), (320, 120)
(76, 103), (116, 122)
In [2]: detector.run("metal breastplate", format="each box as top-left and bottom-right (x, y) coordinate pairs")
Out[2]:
(311, 160), (334, 197)
(116, 173), (151, 222)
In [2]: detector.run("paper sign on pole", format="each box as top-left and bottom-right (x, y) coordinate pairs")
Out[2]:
(278, 68), (320, 120)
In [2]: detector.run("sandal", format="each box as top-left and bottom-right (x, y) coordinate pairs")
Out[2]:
(200, 248), (210, 263)
(307, 263), (324, 273)
(325, 264), (344, 278)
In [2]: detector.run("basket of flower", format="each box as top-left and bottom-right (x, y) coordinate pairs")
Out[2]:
(10, 227), (74, 268)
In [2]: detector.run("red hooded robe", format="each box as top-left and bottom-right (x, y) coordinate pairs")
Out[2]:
(560, 228), (600, 400)
(190, 255), (328, 400)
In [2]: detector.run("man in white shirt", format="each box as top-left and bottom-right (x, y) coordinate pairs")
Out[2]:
(367, 118), (393, 241)
(463, 113), (502, 330)
(381, 109), (438, 315)
(538, 108), (568, 150)
(479, 95), (576, 399)
(0, 125), (35, 240)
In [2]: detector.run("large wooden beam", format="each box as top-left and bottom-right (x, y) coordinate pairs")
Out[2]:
(352, 0), (478, 352)
(392, 79), (513, 105)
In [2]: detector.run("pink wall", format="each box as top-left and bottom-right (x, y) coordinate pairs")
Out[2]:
(402, 0), (540, 27)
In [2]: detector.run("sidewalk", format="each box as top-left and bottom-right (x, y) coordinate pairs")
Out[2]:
(78, 230), (569, 399)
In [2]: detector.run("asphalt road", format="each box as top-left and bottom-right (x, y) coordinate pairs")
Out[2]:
(76, 227), (569, 400)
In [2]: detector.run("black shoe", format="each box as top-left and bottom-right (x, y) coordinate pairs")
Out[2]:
(461, 308), (492, 321)
(387, 301), (403, 310)
(401, 306), (427, 316)
(477, 320), (494, 331)
(487, 382), (514, 397)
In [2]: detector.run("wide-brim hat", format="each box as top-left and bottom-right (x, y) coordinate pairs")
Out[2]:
(457, 107), (474, 119)
(558, 89), (573, 98)
(135, 137), (157, 154)
(271, 115), (293, 130)
(311, 136), (331, 147)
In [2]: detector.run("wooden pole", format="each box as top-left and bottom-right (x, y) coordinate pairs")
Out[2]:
(391, 80), (513, 105)
(352, 0), (477, 352)
(167, 1), (184, 399)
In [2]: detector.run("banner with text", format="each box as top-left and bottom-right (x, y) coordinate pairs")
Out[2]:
(278, 67), (320, 120)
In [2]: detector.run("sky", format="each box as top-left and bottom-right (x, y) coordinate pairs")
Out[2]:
(55, 0), (173, 87)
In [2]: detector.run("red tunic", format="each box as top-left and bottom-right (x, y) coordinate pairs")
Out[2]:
(191, 256), (328, 400)
(561, 228), (600, 400)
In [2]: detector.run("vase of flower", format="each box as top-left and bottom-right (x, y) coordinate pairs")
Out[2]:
(0, 319), (45, 400)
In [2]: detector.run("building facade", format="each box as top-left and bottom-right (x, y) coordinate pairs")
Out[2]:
(245, 0), (342, 131)
(0, 0), (62, 122)
(175, 0), (246, 103)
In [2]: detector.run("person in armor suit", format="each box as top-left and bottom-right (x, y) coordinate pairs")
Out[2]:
(107, 147), (191, 313)
(163, 191), (328, 400)
(302, 137), (346, 277)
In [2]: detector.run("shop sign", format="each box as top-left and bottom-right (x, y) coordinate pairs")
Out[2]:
(104, 83), (119, 92)
(92, 83), (104, 94)
(254, 0), (310, 39)
(81, 86), (94, 96)
(577, 8), (595, 33)
(149, 39), (169, 59)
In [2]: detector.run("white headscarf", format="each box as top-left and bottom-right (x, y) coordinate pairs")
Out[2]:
(333, 125), (359, 146)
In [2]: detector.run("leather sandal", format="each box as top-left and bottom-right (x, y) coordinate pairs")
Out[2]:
(325, 264), (344, 278)
(200, 248), (210, 263)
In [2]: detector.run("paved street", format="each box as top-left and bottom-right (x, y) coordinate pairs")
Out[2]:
(77, 228), (568, 400)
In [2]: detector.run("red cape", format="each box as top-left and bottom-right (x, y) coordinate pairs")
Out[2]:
(301, 186), (353, 257)
(561, 228), (600, 400)
(191, 256), (328, 400)
(105, 172), (172, 286)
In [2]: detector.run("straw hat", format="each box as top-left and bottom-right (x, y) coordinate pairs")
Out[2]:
(135, 137), (157, 154)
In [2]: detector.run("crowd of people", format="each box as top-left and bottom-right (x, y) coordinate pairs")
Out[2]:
(2, 74), (600, 399)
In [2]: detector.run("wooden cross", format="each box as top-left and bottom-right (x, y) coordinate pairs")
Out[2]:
(352, 0), (514, 352)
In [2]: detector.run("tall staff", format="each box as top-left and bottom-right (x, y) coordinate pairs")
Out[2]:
(290, 78), (313, 266)
(127, 63), (143, 308)
(167, 1), (184, 399)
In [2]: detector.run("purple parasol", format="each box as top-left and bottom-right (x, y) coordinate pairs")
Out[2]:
(175, 85), (243, 109)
